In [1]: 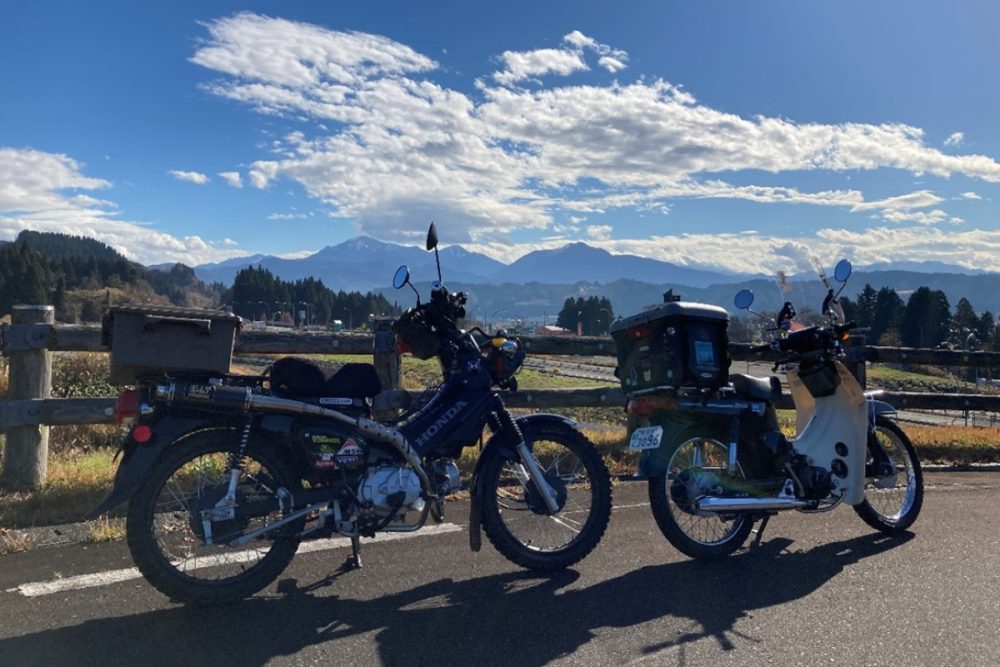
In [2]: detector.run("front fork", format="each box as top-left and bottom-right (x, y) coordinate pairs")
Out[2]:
(492, 403), (560, 515)
(515, 442), (561, 514)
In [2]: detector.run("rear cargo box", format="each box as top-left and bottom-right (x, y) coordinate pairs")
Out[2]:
(102, 306), (242, 384)
(610, 301), (730, 393)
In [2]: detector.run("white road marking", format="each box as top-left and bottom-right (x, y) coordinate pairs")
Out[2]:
(7, 500), (648, 598)
(6, 522), (463, 598)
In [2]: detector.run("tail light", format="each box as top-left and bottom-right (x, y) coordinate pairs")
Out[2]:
(114, 389), (140, 424)
(626, 395), (678, 417)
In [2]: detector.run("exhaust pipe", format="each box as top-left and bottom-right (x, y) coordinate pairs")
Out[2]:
(153, 381), (434, 495)
(695, 496), (811, 512)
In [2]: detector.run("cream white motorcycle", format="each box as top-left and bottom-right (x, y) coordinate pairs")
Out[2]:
(620, 260), (923, 559)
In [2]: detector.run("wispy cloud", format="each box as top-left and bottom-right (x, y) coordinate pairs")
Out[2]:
(168, 169), (210, 185)
(959, 191), (982, 200)
(218, 171), (242, 187)
(0, 147), (246, 265)
(944, 131), (964, 147)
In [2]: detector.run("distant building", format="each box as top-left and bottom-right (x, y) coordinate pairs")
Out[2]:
(535, 324), (572, 336)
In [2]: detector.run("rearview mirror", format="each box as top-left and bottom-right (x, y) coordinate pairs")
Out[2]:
(426, 223), (438, 251)
(833, 259), (852, 283)
(734, 289), (754, 310)
(392, 265), (410, 289)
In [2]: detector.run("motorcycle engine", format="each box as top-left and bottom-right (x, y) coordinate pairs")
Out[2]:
(789, 455), (834, 500)
(357, 466), (424, 516)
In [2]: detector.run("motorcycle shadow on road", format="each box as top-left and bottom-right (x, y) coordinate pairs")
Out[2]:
(0, 531), (912, 666)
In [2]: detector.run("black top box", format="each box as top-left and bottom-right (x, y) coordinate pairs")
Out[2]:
(610, 301), (730, 394)
(102, 305), (242, 384)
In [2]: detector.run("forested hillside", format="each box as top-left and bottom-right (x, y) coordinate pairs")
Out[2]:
(0, 231), (221, 322)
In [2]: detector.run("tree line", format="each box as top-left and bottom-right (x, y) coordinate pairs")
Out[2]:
(227, 265), (400, 328)
(728, 283), (1000, 351)
(839, 285), (998, 350)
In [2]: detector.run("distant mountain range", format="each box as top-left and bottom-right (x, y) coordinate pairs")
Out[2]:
(177, 235), (1000, 320)
(186, 236), (736, 291)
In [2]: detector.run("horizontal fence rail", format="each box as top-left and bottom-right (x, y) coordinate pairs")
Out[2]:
(0, 326), (997, 427)
(6, 323), (1000, 366)
(3, 317), (1000, 489)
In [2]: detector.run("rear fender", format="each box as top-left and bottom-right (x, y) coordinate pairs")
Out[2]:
(636, 416), (705, 478)
(88, 415), (228, 518)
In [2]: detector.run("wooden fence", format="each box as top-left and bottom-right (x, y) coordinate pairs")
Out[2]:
(3, 305), (1000, 490)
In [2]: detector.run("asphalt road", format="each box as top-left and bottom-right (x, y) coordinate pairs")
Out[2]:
(1, 472), (998, 666)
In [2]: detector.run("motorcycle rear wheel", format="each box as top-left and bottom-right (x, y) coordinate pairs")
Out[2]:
(479, 421), (612, 571)
(853, 417), (923, 534)
(126, 430), (304, 606)
(648, 434), (753, 560)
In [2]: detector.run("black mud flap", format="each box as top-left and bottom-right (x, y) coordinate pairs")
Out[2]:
(468, 492), (482, 552)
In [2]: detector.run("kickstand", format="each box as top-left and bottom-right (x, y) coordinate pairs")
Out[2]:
(751, 515), (771, 548)
(342, 535), (363, 570)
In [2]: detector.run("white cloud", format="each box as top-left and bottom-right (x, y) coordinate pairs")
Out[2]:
(190, 14), (1000, 245)
(0, 147), (247, 265)
(465, 225), (1000, 275)
(586, 224), (613, 240)
(169, 169), (210, 185)
(218, 171), (243, 187)
(598, 56), (627, 73)
(960, 191), (982, 200)
(493, 48), (588, 85)
(944, 131), (964, 147)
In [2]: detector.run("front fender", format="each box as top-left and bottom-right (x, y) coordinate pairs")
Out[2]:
(88, 415), (225, 518)
(470, 413), (577, 488)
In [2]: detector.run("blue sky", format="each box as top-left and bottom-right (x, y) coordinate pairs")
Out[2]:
(3, 1), (1000, 274)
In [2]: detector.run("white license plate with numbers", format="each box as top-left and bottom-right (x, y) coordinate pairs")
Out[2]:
(629, 425), (663, 451)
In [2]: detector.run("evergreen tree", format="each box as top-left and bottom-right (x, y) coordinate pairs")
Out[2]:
(871, 287), (904, 343)
(854, 284), (878, 329)
(951, 297), (980, 347)
(900, 287), (951, 348)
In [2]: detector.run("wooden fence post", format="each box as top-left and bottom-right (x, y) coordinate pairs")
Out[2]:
(1, 305), (54, 491)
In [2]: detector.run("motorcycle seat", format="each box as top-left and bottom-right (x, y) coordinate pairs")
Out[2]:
(729, 373), (782, 401)
(269, 357), (382, 399)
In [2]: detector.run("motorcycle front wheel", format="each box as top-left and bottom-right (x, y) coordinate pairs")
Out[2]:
(126, 430), (305, 606)
(479, 421), (612, 571)
(648, 434), (753, 560)
(853, 416), (923, 534)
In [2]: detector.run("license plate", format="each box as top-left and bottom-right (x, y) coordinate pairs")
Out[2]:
(629, 425), (663, 451)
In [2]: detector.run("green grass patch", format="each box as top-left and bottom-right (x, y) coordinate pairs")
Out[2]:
(866, 365), (983, 393)
(0, 448), (118, 529)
